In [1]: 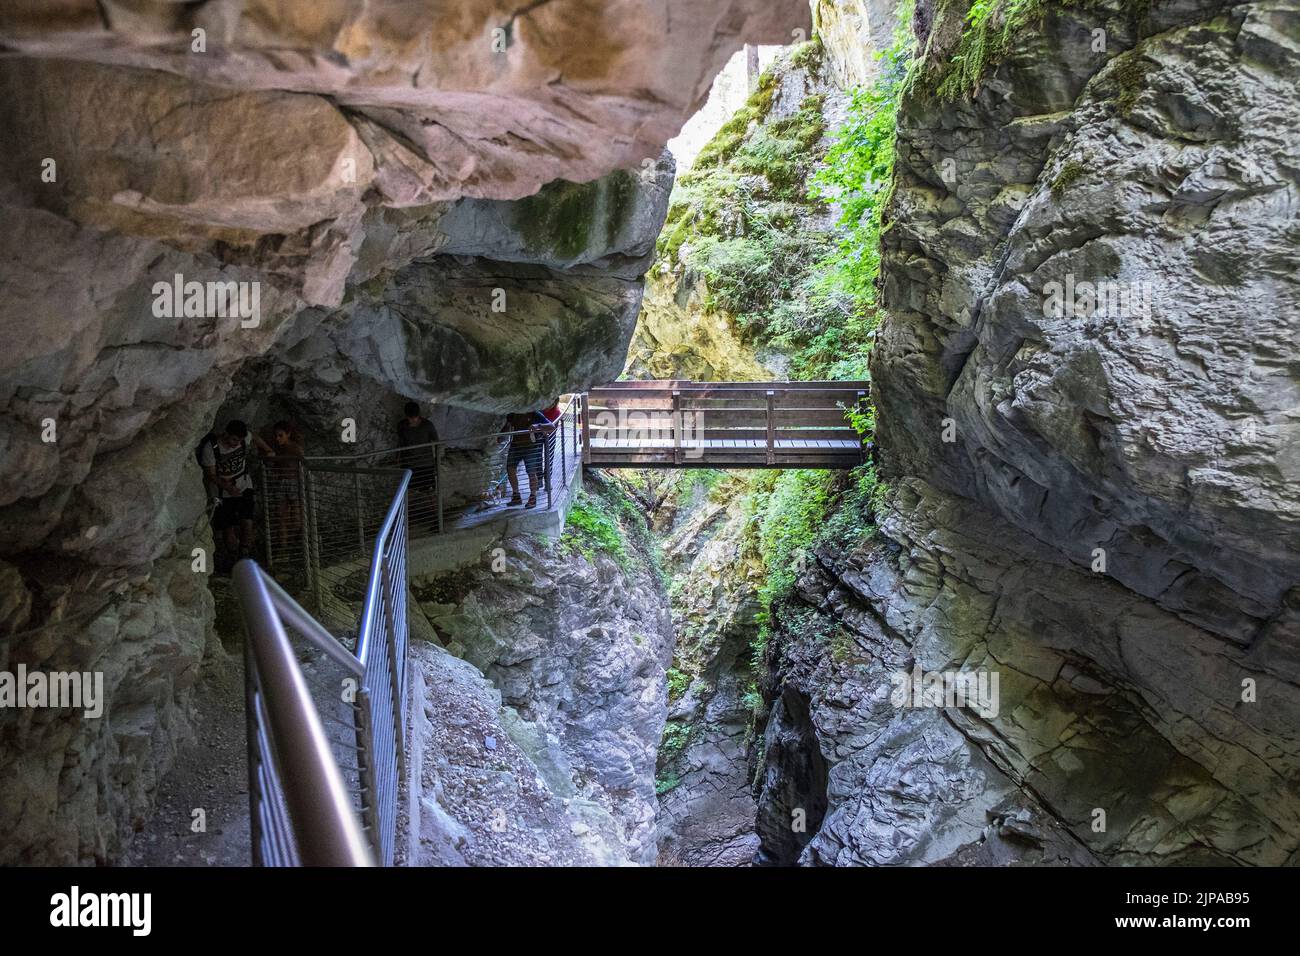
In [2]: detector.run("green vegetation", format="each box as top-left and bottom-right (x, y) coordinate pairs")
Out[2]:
(928, 0), (1154, 101)
(655, 719), (692, 793)
(653, 48), (840, 375)
(561, 490), (628, 567)
(739, 463), (887, 705)
(656, 6), (916, 383)
(690, 69), (784, 174)
(1110, 43), (1152, 115)
(1051, 158), (1086, 199)
(932, 0), (1048, 100)
(682, 468), (728, 499)
(736, 6), (912, 669)
(560, 477), (668, 586)
(666, 666), (692, 702)
(657, 77), (831, 271)
(803, 8), (914, 379)
(753, 470), (834, 616)
(655, 773), (682, 796)
(751, 465), (885, 615)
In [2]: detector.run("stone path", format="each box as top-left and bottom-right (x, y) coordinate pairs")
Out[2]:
(123, 581), (251, 866)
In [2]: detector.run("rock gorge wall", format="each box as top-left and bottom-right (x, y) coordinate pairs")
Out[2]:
(0, 0), (813, 864)
(621, 41), (860, 864)
(654, 478), (766, 866)
(626, 43), (851, 382)
(408, 477), (674, 865)
(755, 0), (1300, 865)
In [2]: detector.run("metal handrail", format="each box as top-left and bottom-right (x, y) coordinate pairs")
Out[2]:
(357, 469), (410, 665)
(234, 560), (374, 867)
(237, 400), (580, 866)
(238, 460), (412, 866)
(303, 394), (580, 464)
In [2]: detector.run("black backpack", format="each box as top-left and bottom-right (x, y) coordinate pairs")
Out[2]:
(195, 432), (216, 467)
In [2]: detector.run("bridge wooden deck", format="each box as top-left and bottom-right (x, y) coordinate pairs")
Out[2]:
(581, 381), (869, 469)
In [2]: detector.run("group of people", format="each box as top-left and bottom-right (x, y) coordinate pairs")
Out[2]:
(502, 401), (563, 509)
(396, 399), (564, 513)
(197, 418), (304, 570)
(196, 398), (567, 570)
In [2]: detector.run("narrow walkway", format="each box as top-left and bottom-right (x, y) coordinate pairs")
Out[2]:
(124, 581), (250, 866)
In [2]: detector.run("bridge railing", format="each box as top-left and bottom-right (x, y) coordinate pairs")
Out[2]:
(235, 466), (411, 866)
(582, 380), (870, 468)
(353, 468), (410, 866)
(233, 560), (374, 867)
(271, 396), (583, 555)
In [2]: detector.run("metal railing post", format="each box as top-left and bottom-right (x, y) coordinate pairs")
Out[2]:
(545, 428), (553, 510)
(259, 466), (274, 571)
(306, 468), (324, 615)
(435, 445), (444, 534)
(560, 407), (567, 489)
(857, 389), (868, 461)
(581, 392), (592, 465)
(672, 389), (684, 465)
(354, 470), (365, 552)
(297, 462), (310, 586)
(766, 389), (777, 466)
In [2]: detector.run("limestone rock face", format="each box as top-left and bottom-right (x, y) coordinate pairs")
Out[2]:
(875, 0), (1300, 647)
(814, 0), (899, 87)
(754, 0), (1300, 866)
(0, 1), (783, 862)
(411, 488), (674, 865)
(759, 478), (1296, 865)
(655, 486), (764, 867)
(405, 639), (637, 867)
(1, 0), (811, 202)
(628, 271), (776, 382)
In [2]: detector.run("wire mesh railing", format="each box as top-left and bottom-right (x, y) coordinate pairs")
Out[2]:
(234, 561), (375, 867)
(353, 476), (409, 866)
(293, 395), (584, 546)
(235, 466), (410, 866)
(233, 400), (583, 866)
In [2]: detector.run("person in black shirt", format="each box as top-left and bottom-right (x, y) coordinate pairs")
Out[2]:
(397, 402), (439, 523)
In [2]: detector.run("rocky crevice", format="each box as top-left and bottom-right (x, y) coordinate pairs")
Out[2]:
(652, 480), (765, 866)
(409, 478), (675, 864)
(744, 0), (1300, 866)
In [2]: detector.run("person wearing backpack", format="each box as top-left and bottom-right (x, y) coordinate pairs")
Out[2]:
(196, 430), (220, 506)
(200, 419), (272, 563)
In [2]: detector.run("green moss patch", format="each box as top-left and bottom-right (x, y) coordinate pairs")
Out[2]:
(1051, 158), (1086, 198)
(928, 0), (1156, 101)
(514, 169), (639, 261)
(1109, 44), (1152, 115)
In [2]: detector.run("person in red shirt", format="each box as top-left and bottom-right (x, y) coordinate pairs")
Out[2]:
(541, 398), (562, 492)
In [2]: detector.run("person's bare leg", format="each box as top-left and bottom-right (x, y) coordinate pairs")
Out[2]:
(508, 461), (522, 502)
(240, 518), (255, 555)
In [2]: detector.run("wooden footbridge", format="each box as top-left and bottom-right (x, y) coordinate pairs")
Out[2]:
(580, 381), (869, 469)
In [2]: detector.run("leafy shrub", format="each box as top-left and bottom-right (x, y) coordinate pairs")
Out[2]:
(561, 489), (630, 570)
(666, 667), (692, 701)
